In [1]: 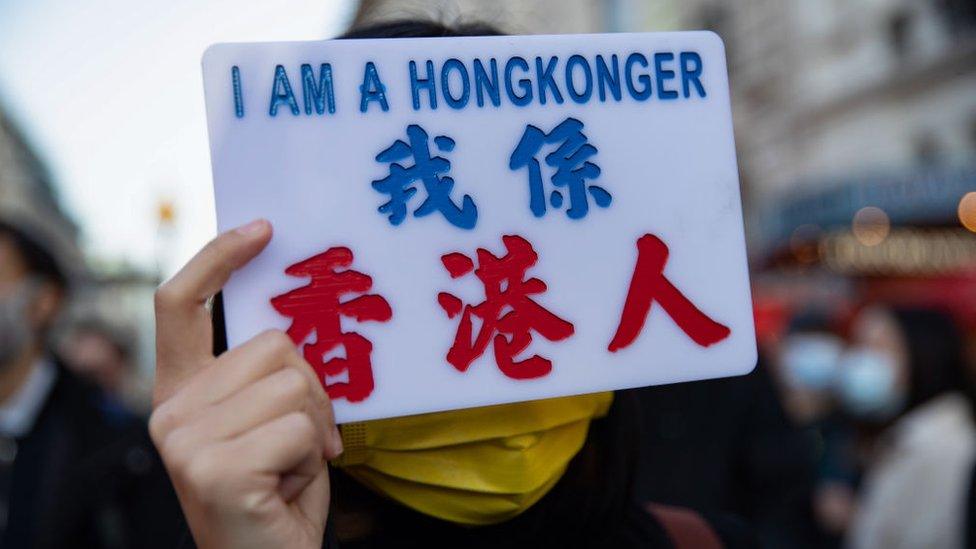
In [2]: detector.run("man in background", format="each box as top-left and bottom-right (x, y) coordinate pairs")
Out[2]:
(0, 204), (182, 548)
(60, 315), (142, 413)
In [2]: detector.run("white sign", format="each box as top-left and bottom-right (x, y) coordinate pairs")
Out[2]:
(202, 31), (756, 423)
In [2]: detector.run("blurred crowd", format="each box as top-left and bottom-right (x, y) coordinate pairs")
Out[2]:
(0, 211), (183, 547)
(768, 303), (974, 548)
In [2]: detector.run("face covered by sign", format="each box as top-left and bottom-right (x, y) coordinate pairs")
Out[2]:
(201, 31), (757, 423)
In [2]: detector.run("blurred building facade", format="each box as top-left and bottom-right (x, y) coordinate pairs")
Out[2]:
(654, 1), (976, 193)
(0, 108), (78, 244)
(665, 1), (976, 257)
(653, 0), (976, 334)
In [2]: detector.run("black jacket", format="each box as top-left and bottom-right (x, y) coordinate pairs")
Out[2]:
(1, 361), (184, 549)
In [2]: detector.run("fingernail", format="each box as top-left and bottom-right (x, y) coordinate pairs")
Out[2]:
(331, 425), (344, 455)
(235, 219), (267, 235)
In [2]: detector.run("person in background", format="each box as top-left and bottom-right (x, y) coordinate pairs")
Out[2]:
(778, 310), (844, 425)
(776, 310), (859, 547)
(0, 206), (183, 548)
(842, 305), (975, 549)
(61, 315), (140, 412)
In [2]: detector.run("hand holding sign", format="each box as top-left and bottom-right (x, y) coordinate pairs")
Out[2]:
(149, 220), (342, 549)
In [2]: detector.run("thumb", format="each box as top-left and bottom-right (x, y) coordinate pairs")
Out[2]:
(154, 219), (272, 404)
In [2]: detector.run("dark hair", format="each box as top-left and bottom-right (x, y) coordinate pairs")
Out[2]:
(888, 307), (971, 410)
(339, 19), (503, 40)
(0, 221), (67, 288)
(787, 308), (837, 335)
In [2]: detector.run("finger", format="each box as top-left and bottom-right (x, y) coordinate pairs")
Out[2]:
(165, 367), (319, 454)
(280, 356), (340, 459)
(154, 219), (272, 404)
(166, 330), (330, 426)
(294, 468), (331, 531)
(230, 412), (324, 474)
(151, 330), (300, 439)
(278, 452), (324, 503)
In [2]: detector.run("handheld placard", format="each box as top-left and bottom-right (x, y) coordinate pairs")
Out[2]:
(201, 31), (756, 423)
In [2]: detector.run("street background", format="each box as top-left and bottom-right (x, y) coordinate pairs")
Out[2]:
(0, 1), (974, 546)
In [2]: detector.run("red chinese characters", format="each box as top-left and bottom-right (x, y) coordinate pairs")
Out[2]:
(271, 247), (392, 403)
(608, 234), (730, 352)
(437, 235), (575, 379)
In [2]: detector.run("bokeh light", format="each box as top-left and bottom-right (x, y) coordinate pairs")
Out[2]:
(790, 224), (822, 264)
(852, 206), (890, 247)
(959, 192), (976, 233)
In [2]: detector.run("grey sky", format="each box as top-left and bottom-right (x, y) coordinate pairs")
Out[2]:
(0, 0), (353, 275)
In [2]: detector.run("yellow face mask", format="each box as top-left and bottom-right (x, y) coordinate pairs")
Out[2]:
(334, 392), (613, 526)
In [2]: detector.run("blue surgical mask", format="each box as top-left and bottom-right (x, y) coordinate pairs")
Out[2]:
(837, 348), (905, 420)
(781, 334), (843, 390)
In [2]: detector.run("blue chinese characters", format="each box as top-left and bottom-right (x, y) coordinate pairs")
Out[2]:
(510, 117), (611, 219)
(372, 125), (478, 229)
(372, 118), (611, 228)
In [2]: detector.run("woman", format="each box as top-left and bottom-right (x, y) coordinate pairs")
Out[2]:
(150, 21), (754, 549)
(841, 305), (975, 549)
